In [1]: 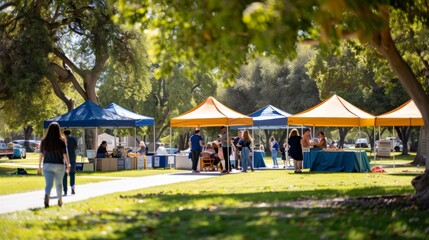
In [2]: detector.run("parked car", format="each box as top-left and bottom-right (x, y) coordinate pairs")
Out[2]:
(10, 143), (26, 159)
(12, 140), (40, 152)
(385, 137), (403, 152)
(355, 138), (369, 148)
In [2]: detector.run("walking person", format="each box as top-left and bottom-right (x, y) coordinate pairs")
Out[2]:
(189, 129), (204, 173)
(287, 129), (303, 173)
(237, 130), (254, 172)
(270, 136), (280, 168)
(38, 122), (70, 208)
(63, 129), (77, 196)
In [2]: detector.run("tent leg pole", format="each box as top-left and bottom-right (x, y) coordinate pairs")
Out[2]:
(393, 126), (396, 168)
(153, 124), (156, 153)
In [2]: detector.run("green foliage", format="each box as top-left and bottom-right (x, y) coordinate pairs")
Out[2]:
(0, 0), (151, 136)
(307, 41), (410, 115)
(222, 46), (320, 115)
(98, 29), (151, 114)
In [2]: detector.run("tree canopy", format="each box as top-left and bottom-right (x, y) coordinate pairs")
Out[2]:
(0, 0), (149, 136)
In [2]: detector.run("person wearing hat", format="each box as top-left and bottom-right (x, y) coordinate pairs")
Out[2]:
(63, 129), (78, 195)
(189, 129), (204, 173)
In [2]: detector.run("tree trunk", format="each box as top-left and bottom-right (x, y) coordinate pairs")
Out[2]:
(370, 9), (429, 204)
(22, 126), (33, 152)
(394, 126), (410, 155)
(363, 128), (375, 151)
(412, 128), (427, 166)
(338, 127), (351, 148)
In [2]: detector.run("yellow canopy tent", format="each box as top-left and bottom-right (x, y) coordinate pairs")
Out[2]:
(170, 96), (253, 127)
(375, 99), (424, 126)
(288, 94), (375, 127)
(170, 96), (253, 171)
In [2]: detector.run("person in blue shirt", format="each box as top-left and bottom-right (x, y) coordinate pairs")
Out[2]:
(189, 129), (204, 173)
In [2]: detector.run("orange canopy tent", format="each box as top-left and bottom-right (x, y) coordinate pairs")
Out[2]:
(375, 99), (424, 126)
(170, 96), (253, 127)
(288, 94), (375, 127)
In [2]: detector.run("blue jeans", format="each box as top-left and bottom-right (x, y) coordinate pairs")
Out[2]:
(271, 149), (278, 166)
(241, 147), (253, 171)
(43, 163), (65, 199)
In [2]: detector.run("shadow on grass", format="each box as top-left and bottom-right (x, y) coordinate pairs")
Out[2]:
(36, 186), (428, 240)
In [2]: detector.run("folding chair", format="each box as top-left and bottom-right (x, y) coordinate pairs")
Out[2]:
(200, 152), (215, 171)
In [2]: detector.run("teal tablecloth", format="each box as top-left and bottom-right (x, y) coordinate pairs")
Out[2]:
(253, 150), (266, 168)
(303, 150), (370, 172)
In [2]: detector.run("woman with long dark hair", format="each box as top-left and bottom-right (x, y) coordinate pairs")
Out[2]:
(38, 122), (70, 207)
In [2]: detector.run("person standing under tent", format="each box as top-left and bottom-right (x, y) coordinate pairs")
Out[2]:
(38, 122), (70, 208)
(189, 129), (204, 173)
(220, 126), (232, 173)
(63, 129), (77, 196)
(233, 131), (243, 170)
(280, 142), (290, 168)
(288, 129), (303, 173)
(237, 130), (254, 172)
(302, 128), (311, 148)
(270, 136), (280, 168)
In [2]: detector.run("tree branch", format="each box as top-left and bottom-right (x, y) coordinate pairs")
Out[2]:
(45, 73), (74, 111)
(48, 62), (87, 99)
(89, 53), (109, 83)
(52, 48), (86, 78)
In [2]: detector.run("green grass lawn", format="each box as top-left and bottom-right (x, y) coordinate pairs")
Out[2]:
(1, 152), (428, 239)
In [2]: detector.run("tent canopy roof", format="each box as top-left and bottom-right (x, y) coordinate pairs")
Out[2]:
(44, 100), (136, 128)
(250, 105), (291, 126)
(376, 99), (424, 126)
(231, 105), (292, 129)
(105, 103), (154, 126)
(170, 96), (253, 127)
(288, 94), (375, 127)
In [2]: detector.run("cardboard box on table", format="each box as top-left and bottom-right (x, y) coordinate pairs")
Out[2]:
(96, 158), (118, 171)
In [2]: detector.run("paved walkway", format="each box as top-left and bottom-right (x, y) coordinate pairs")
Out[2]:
(0, 173), (217, 214)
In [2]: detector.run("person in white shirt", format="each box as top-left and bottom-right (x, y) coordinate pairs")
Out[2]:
(156, 143), (168, 155)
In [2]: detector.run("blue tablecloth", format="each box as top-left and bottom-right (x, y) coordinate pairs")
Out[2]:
(253, 150), (266, 168)
(303, 150), (370, 172)
(303, 148), (322, 168)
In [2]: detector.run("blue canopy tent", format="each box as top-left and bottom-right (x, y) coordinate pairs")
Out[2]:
(104, 103), (155, 151)
(104, 103), (154, 127)
(44, 100), (140, 159)
(43, 100), (136, 128)
(231, 105), (291, 129)
(248, 105), (291, 128)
